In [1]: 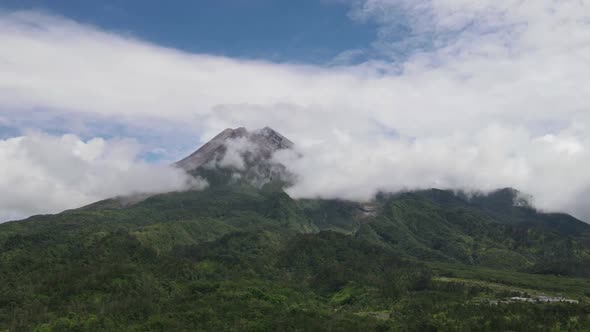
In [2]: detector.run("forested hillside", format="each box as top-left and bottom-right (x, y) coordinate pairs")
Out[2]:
(1, 182), (589, 331)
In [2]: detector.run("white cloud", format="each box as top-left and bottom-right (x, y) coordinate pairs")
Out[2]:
(1, 4), (590, 221)
(218, 137), (258, 170)
(0, 132), (206, 222)
(278, 125), (590, 217)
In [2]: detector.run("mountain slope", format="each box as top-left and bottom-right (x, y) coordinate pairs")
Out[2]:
(175, 127), (295, 187)
(1, 127), (590, 330)
(2, 184), (589, 331)
(299, 189), (590, 271)
(175, 127), (293, 171)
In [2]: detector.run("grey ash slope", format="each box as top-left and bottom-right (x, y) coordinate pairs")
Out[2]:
(174, 127), (249, 171)
(175, 127), (295, 186)
(175, 127), (293, 171)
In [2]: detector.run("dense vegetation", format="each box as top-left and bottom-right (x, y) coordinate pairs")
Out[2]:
(1, 182), (589, 331)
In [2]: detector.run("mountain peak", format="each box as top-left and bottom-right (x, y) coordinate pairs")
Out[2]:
(174, 127), (295, 186)
(214, 127), (248, 140)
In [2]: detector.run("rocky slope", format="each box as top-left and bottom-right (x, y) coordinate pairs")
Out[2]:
(175, 127), (295, 187)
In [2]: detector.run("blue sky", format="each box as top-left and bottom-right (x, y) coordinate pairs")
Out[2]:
(1, 0), (376, 64)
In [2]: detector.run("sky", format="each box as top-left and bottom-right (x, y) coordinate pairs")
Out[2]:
(0, 0), (376, 63)
(1, 0), (590, 222)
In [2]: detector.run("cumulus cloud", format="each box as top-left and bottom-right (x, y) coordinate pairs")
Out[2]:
(1, 3), (590, 221)
(0, 132), (206, 221)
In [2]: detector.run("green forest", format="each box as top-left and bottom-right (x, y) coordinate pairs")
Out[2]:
(1, 183), (590, 331)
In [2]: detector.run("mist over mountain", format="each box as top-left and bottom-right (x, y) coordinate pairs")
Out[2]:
(175, 127), (295, 188)
(175, 127), (588, 224)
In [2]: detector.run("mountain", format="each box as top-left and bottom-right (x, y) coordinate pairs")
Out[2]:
(175, 127), (295, 187)
(1, 127), (590, 331)
(175, 127), (293, 171)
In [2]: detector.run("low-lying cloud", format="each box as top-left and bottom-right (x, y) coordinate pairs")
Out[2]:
(0, 133), (206, 221)
(218, 137), (259, 171)
(276, 125), (590, 221)
(1, 2), (590, 222)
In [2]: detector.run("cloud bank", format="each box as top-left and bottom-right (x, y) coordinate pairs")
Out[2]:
(1, 2), (590, 221)
(0, 133), (206, 221)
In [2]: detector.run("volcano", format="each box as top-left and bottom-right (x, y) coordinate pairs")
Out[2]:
(175, 127), (295, 186)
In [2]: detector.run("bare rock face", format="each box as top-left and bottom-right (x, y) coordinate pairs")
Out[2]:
(175, 127), (295, 186)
